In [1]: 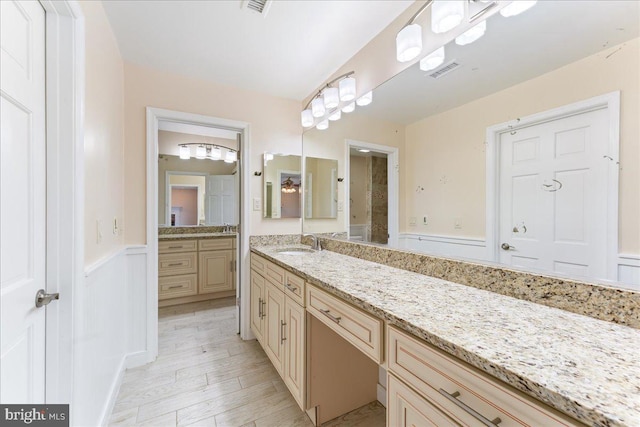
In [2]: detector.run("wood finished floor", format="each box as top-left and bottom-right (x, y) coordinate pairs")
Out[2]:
(108, 297), (385, 427)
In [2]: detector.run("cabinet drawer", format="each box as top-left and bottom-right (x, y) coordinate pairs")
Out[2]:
(159, 239), (197, 253)
(251, 253), (267, 276)
(265, 259), (285, 287)
(387, 326), (582, 427)
(198, 238), (234, 251)
(158, 274), (198, 300)
(306, 285), (383, 363)
(388, 374), (458, 427)
(284, 271), (305, 306)
(159, 252), (197, 276)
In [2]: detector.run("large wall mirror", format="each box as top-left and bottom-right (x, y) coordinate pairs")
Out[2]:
(302, 1), (639, 289)
(263, 153), (302, 219)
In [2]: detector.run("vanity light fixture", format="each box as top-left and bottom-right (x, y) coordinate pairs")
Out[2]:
(210, 146), (222, 160)
(328, 109), (341, 121)
(500, 0), (537, 17)
(431, 0), (464, 34)
(195, 145), (207, 159)
(339, 76), (356, 101)
(455, 20), (486, 46)
(323, 87), (339, 109)
(316, 119), (329, 130)
(301, 71), (356, 127)
(395, 0), (433, 63)
(179, 145), (190, 160)
(419, 46), (445, 71)
(224, 150), (237, 163)
(311, 97), (326, 118)
(356, 91), (373, 106)
(342, 102), (355, 113)
(301, 109), (314, 128)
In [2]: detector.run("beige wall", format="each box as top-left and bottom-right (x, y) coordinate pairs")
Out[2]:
(124, 62), (303, 244)
(303, 113), (405, 234)
(349, 156), (368, 224)
(404, 38), (639, 254)
(81, 1), (125, 266)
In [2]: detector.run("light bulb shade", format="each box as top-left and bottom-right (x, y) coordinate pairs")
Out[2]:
(311, 97), (325, 117)
(323, 87), (339, 109)
(224, 150), (237, 163)
(339, 77), (356, 102)
(356, 91), (373, 107)
(342, 102), (355, 113)
(419, 46), (445, 71)
(316, 120), (329, 130)
(431, 0), (464, 34)
(301, 109), (314, 127)
(396, 24), (422, 63)
(500, 1), (537, 17)
(179, 145), (190, 160)
(210, 146), (222, 160)
(455, 20), (486, 46)
(328, 109), (341, 121)
(195, 145), (206, 159)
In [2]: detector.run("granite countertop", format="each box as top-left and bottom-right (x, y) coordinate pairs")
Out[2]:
(251, 244), (640, 427)
(159, 233), (237, 240)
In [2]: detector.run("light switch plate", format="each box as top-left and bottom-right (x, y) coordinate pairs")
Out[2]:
(253, 198), (261, 211)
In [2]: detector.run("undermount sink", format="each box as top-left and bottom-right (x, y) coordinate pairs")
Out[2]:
(276, 247), (316, 255)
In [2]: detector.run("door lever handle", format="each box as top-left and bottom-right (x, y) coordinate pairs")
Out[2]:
(35, 289), (59, 308)
(501, 243), (516, 251)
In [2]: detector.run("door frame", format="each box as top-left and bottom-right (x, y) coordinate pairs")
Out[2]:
(485, 91), (620, 280)
(276, 169), (301, 219)
(146, 108), (251, 358)
(165, 171), (208, 225)
(345, 139), (399, 247)
(39, 0), (85, 405)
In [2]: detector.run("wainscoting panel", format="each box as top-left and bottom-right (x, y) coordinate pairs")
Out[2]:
(398, 233), (487, 262)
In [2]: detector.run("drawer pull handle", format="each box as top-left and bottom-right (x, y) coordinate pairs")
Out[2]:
(258, 297), (263, 318)
(280, 320), (287, 344)
(320, 309), (341, 324)
(167, 263), (183, 267)
(168, 285), (182, 289)
(438, 389), (502, 427)
(285, 283), (298, 293)
(261, 300), (266, 319)
(168, 245), (182, 249)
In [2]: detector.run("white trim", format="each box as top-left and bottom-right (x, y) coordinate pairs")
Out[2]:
(165, 170), (208, 225)
(617, 253), (640, 289)
(84, 247), (128, 277)
(146, 108), (253, 353)
(40, 0), (84, 407)
(345, 139), (399, 247)
(485, 92), (620, 281)
(98, 355), (126, 427)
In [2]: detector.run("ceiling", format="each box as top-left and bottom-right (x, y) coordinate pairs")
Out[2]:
(102, 0), (413, 101)
(355, 1), (639, 125)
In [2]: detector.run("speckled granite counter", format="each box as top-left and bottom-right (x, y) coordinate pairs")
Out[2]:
(251, 244), (640, 427)
(158, 233), (236, 241)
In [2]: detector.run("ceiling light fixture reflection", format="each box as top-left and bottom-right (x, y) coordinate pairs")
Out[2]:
(301, 109), (314, 128)
(395, 1), (434, 63)
(455, 20), (486, 46)
(419, 46), (445, 71)
(342, 102), (355, 113)
(195, 145), (207, 159)
(356, 91), (373, 106)
(328, 109), (341, 121)
(179, 145), (190, 160)
(316, 120), (329, 130)
(339, 76), (356, 101)
(311, 97), (325, 117)
(431, 0), (464, 34)
(300, 71), (356, 127)
(178, 143), (237, 162)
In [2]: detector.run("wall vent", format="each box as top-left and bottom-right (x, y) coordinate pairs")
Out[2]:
(429, 61), (461, 79)
(242, 0), (272, 16)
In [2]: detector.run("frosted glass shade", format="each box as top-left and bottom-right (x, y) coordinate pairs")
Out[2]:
(342, 102), (355, 113)
(356, 91), (373, 106)
(500, 1), (537, 17)
(301, 109), (314, 127)
(396, 24), (422, 63)
(455, 20), (486, 46)
(323, 87), (339, 109)
(316, 120), (329, 130)
(328, 109), (341, 121)
(179, 145), (190, 160)
(339, 77), (356, 101)
(195, 145), (206, 159)
(312, 97), (325, 117)
(431, 0), (464, 34)
(210, 146), (222, 160)
(224, 150), (237, 163)
(419, 46), (445, 71)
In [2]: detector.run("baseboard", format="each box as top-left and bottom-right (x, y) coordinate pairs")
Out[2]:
(125, 350), (151, 369)
(98, 354), (127, 427)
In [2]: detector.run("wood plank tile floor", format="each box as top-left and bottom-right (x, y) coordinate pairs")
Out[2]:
(108, 297), (385, 427)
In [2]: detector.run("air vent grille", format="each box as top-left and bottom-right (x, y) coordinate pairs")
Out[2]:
(429, 61), (461, 79)
(242, 0), (272, 16)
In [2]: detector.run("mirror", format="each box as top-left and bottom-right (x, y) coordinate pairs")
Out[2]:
(304, 157), (339, 219)
(302, 1), (639, 287)
(263, 153), (302, 219)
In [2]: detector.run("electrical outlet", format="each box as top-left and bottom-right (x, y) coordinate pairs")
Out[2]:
(454, 216), (463, 229)
(422, 215), (429, 225)
(113, 217), (119, 235)
(409, 217), (416, 226)
(253, 198), (261, 211)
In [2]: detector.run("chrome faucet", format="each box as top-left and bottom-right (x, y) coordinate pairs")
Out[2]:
(303, 234), (322, 251)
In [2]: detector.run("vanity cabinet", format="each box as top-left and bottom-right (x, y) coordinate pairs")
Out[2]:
(387, 326), (582, 427)
(250, 253), (306, 410)
(198, 249), (234, 294)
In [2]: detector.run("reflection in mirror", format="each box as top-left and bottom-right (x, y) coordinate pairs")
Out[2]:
(302, 1), (639, 288)
(263, 153), (301, 219)
(304, 157), (338, 219)
(349, 148), (388, 244)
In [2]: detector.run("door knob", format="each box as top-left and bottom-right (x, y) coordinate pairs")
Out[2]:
(35, 289), (59, 308)
(501, 243), (515, 251)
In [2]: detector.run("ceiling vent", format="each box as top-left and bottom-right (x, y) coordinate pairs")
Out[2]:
(242, 0), (272, 16)
(429, 61), (461, 79)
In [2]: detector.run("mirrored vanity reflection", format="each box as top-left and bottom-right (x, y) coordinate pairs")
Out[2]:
(301, 1), (639, 289)
(263, 153), (302, 219)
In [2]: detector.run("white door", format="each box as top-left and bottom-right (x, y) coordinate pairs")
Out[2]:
(206, 175), (237, 225)
(499, 107), (609, 279)
(1, 0), (47, 403)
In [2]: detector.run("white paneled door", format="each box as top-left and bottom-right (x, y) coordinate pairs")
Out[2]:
(499, 108), (609, 279)
(1, 0), (47, 403)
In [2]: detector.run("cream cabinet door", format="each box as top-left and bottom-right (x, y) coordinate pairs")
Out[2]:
(284, 296), (305, 409)
(388, 374), (458, 427)
(198, 250), (234, 294)
(250, 272), (266, 344)
(264, 280), (285, 375)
